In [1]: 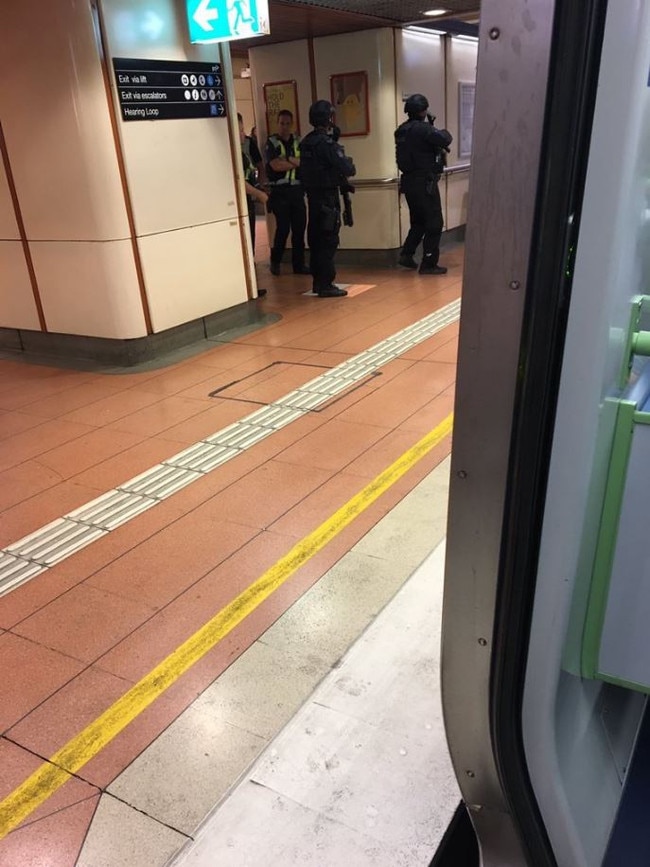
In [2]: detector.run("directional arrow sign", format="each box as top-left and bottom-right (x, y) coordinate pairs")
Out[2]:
(193, 0), (218, 32)
(186, 0), (270, 44)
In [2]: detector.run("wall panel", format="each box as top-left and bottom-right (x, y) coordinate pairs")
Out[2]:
(0, 242), (40, 330)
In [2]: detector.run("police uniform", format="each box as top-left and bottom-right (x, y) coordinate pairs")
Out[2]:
(264, 132), (308, 274)
(242, 136), (262, 250)
(300, 101), (356, 297)
(395, 98), (452, 274)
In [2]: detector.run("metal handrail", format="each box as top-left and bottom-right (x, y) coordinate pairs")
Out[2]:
(444, 162), (471, 176)
(353, 177), (399, 187)
(352, 164), (471, 187)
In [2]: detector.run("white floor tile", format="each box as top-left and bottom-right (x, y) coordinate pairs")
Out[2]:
(76, 794), (187, 867)
(172, 540), (460, 866)
(174, 782), (396, 866)
(108, 710), (266, 836)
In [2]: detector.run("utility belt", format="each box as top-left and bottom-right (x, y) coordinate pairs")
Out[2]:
(306, 187), (339, 199)
(400, 171), (441, 195)
(269, 180), (303, 191)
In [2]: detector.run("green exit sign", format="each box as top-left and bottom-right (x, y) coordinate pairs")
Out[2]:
(186, 0), (270, 44)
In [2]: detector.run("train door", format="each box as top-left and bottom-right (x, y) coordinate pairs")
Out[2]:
(441, 0), (650, 864)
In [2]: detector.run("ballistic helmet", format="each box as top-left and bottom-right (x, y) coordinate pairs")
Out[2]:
(404, 93), (429, 116)
(309, 99), (334, 128)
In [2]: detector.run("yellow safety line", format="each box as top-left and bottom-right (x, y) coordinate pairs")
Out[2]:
(0, 413), (453, 839)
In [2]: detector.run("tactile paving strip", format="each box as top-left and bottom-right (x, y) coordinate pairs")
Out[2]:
(0, 298), (460, 596)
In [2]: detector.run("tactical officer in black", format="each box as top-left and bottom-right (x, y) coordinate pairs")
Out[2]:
(395, 94), (452, 275)
(300, 100), (356, 298)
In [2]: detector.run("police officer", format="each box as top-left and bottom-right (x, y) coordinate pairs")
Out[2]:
(238, 113), (267, 252)
(264, 109), (310, 275)
(300, 100), (356, 298)
(395, 94), (452, 275)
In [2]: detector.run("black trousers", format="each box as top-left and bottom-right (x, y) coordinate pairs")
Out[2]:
(269, 185), (307, 270)
(401, 174), (444, 265)
(246, 196), (256, 251)
(307, 192), (341, 292)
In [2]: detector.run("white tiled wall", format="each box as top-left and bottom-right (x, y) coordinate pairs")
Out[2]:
(0, 145), (40, 330)
(101, 0), (249, 331)
(250, 40), (312, 144)
(138, 220), (246, 333)
(445, 38), (477, 230)
(0, 0), (251, 340)
(0, 242), (40, 330)
(30, 240), (147, 339)
(0, 160), (20, 241)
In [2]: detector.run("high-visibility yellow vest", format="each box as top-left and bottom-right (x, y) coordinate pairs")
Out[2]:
(268, 135), (301, 185)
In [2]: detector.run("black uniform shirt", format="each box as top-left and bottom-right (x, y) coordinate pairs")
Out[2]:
(300, 130), (356, 194)
(395, 119), (453, 175)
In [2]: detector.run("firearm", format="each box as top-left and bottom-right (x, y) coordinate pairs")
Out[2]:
(340, 178), (355, 227)
(426, 113), (450, 177)
(329, 124), (355, 227)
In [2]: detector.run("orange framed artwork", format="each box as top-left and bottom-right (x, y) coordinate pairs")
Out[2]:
(263, 80), (300, 136)
(330, 71), (369, 137)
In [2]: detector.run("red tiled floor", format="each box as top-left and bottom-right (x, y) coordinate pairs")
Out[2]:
(85, 510), (257, 609)
(106, 394), (208, 437)
(125, 361), (220, 397)
(0, 252), (462, 855)
(0, 634), (84, 731)
(7, 666), (139, 762)
(0, 461), (65, 512)
(427, 336), (459, 365)
(154, 398), (260, 445)
(69, 437), (186, 491)
(0, 737), (99, 831)
(269, 470), (381, 540)
(16, 380), (127, 421)
(0, 794), (99, 867)
(95, 529), (301, 683)
(35, 428), (146, 480)
(273, 417), (391, 473)
(60, 389), (162, 428)
(0, 481), (107, 548)
(0, 480), (107, 549)
(190, 459), (334, 531)
(0, 409), (47, 441)
(0, 373), (96, 412)
(0, 419), (95, 473)
(400, 384), (457, 436)
(12, 584), (157, 665)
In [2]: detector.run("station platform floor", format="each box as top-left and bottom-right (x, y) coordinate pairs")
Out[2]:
(0, 227), (462, 865)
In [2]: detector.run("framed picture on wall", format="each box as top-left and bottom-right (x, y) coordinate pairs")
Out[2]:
(458, 81), (476, 159)
(263, 80), (300, 136)
(330, 71), (369, 137)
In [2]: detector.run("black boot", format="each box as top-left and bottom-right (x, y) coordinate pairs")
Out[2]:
(398, 254), (418, 269)
(318, 285), (347, 297)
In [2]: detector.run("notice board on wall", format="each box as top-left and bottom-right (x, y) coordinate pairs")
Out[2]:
(458, 81), (476, 159)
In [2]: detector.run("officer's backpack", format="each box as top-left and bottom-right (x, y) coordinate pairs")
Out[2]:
(395, 121), (417, 173)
